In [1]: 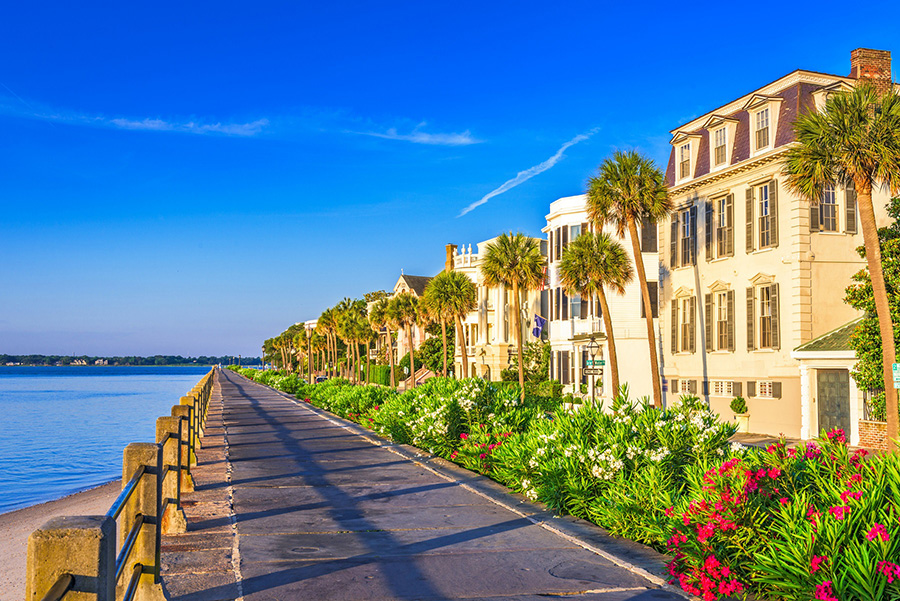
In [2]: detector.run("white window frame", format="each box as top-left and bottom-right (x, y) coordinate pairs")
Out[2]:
(820, 185), (837, 232)
(713, 127), (727, 166)
(711, 380), (733, 397)
(680, 298), (692, 353)
(757, 380), (774, 398)
(758, 285), (773, 349)
(758, 183), (771, 248)
(679, 143), (691, 180)
(679, 379), (692, 394)
(716, 291), (728, 351)
(755, 108), (770, 151)
(680, 208), (693, 265)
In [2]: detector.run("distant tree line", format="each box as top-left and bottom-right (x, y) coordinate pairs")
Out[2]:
(1, 354), (261, 366)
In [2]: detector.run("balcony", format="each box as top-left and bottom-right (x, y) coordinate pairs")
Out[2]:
(573, 318), (603, 337)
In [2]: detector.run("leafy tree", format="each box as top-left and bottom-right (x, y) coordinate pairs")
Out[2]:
(500, 340), (550, 384)
(481, 232), (546, 399)
(389, 292), (420, 387)
(317, 308), (338, 378)
(369, 298), (395, 387)
(558, 232), (633, 395)
(784, 83), (900, 449)
(423, 270), (477, 378)
(587, 151), (671, 408)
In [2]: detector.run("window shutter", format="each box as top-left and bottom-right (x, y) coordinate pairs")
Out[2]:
(549, 291), (554, 322)
(562, 290), (568, 320)
(690, 206), (698, 265)
(769, 180), (779, 247)
(640, 216), (658, 253)
(725, 194), (734, 256)
(689, 296), (697, 353)
(745, 188), (755, 253)
(555, 228), (561, 260)
(555, 288), (561, 320)
(705, 202), (714, 261)
(688, 379), (697, 394)
(549, 230), (554, 262)
(561, 351), (569, 385)
(580, 296), (588, 318)
(747, 287), (756, 351)
(770, 283), (780, 350)
(845, 185), (858, 234)
(671, 378), (679, 395)
(562, 226), (568, 250)
(747, 381), (756, 398)
(733, 381), (742, 397)
(726, 290), (735, 351)
(670, 214), (679, 268)
(671, 301), (678, 354)
(772, 381), (782, 399)
(810, 200), (819, 232)
(705, 293), (713, 351)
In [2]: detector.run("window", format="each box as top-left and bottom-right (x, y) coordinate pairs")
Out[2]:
(716, 195), (732, 257)
(714, 127), (727, 166)
(679, 143), (691, 179)
(758, 183), (771, 248)
(758, 381), (774, 398)
(759, 286), (773, 348)
(570, 293), (581, 319)
(679, 379), (693, 394)
(747, 284), (779, 351)
(640, 215), (657, 252)
(716, 292), (728, 350)
(680, 298), (693, 353)
(681, 208), (693, 265)
(755, 108), (770, 149)
(820, 185), (837, 232)
(641, 283), (659, 319)
(711, 380), (733, 396)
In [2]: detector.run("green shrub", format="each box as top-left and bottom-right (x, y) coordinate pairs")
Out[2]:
(730, 395), (748, 414)
(368, 365), (392, 387)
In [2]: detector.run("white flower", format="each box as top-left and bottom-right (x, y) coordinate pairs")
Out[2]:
(730, 442), (745, 452)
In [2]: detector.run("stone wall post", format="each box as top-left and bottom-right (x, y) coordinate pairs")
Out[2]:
(120, 443), (165, 601)
(156, 417), (187, 534)
(171, 405), (194, 492)
(180, 395), (199, 461)
(26, 515), (115, 601)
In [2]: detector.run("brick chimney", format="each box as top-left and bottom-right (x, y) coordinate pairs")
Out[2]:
(445, 243), (457, 271)
(850, 48), (893, 94)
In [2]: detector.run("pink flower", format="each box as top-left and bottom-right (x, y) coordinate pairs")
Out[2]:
(815, 581), (838, 601)
(478, 453), (486, 459)
(664, 506), (675, 518)
(840, 489), (863, 503)
(697, 522), (716, 543)
(459, 433), (468, 440)
(878, 561), (900, 583)
(850, 449), (869, 464)
(826, 428), (846, 444)
(810, 555), (827, 573)
(828, 505), (851, 520)
(805, 442), (822, 459)
(768, 467), (782, 479)
(779, 497), (789, 505)
(450, 451), (457, 459)
(867, 523), (890, 542)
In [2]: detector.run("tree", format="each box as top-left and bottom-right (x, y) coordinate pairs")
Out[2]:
(390, 292), (420, 387)
(558, 231), (634, 396)
(480, 232), (546, 399)
(317, 308), (339, 378)
(587, 151), (671, 408)
(369, 298), (395, 387)
(784, 83), (900, 450)
(423, 270), (477, 378)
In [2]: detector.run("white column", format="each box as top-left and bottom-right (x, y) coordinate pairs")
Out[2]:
(799, 364), (811, 440)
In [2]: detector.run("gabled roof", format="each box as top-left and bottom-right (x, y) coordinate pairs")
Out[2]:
(395, 274), (433, 297)
(793, 318), (862, 353)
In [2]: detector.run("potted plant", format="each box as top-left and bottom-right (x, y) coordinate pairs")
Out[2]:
(730, 396), (749, 433)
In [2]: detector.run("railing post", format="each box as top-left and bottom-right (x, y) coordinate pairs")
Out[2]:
(156, 417), (187, 535)
(171, 405), (194, 492)
(179, 395), (198, 464)
(26, 515), (115, 601)
(120, 443), (165, 601)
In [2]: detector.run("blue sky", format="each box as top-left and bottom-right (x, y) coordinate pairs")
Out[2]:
(2, 1), (899, 357)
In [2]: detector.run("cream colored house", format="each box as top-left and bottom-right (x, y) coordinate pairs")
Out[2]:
(447, 238), (547, 380)
(661, 48), (894, 440)
(390, 273), (432, 364)
(543, 195), (658, 401)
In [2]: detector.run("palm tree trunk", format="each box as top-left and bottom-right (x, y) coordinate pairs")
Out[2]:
(355, 342), (361, 384)
(597, 287), (620, 397)
(366, 341), (371, 384)
(858, 183), (898, 450)
(407, 324), (417, 388)
(455, 315), (469, 378)
(441, 319), (448, 377)
(387, 331), (396, 388)
(307, 335), (312, 384)
(627, 216), (662, 408)
(514, 282), (525, 401)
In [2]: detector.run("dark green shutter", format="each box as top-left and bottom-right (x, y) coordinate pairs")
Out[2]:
(769, 180), (779, 247)
(725, 194), (734, 256)
(705, 293), (713, 351)
(726, 290), (735, 351)
(671, 301), (678, 354)
(747, 381), (756, 398)
(670, 214), (679, 269)
(690, 206), (698, 265)
(733, 381), (742, 396)
(845, 185), (858, 234)
(688, 379), (697, 394)
(549, 230), (554, 262)
(671, 378), (679, 395)
(562, 290), (568, 320)
(772, 381), (782, 399)
(689, 296), (696, 353)
(746, 188), (755, 253)
(810, 200), (819, 232)
(706, 202), (714, 261)
(770, 283), (780, 350)
(747, 287), (756, 351)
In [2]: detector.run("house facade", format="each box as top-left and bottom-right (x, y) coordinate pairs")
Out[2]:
(543, 195), (659, 401)
(391, 273), (432, 364)
(447, 239), (547, 380)
(661, 48), (894, 439)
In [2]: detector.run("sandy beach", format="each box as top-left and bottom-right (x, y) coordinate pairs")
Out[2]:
(0, 481), (121, 601)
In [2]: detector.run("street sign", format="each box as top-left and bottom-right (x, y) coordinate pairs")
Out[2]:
(894, 363), (900, 389)
(583, 367), (603, 376)
(585, 359), (606, 367)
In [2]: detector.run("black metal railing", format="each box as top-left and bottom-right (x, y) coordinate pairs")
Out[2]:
(32, 367), (215, 601)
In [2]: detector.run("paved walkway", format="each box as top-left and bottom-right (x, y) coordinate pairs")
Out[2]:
(161, 370), (684, 601)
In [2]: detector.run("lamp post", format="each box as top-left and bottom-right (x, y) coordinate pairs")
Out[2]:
(586, 336), (601, 405)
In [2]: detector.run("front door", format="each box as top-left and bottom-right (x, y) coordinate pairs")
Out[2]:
(817, 369), (851, 435)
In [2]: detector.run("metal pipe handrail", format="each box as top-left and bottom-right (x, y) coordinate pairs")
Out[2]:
(38, 573), (73, 601)
(121, 563), (143, 601)
(107, 465), (146, 520)
(115, 514), (145, 582)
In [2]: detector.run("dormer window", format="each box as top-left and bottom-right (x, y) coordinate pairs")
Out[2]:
(755, 108), (770, 150)
(679, 143), (691, 179)
(714, 128), (727, 166)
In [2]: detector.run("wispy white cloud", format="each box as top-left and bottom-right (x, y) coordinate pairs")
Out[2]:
(108, 117), (269, 136)
(351, 122), (481, 146)
(458, 128), (599, 217)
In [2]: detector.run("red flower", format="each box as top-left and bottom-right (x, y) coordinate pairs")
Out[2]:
(460, 433), (468, 440)
(866, 523), (890, 542)
(828, 505), (851, 520)
(664, 506), (675, 518)
(814, 580), (838, 601)
(878, 561), (900, 583)
(810, 555), (827, 573)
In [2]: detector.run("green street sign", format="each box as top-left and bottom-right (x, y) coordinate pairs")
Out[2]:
(586, 359), (606, 367)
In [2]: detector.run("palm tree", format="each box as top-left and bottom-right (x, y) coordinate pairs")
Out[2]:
(369, 298), (395, 387)
(783, 83), (900, 449)
(317, 308), (338, 378)
(558, 232), (634, 396)
(391, 292), (420, 388)
(424, 270), (477, 378)
(587, 151), (671, 408)
(481, 233), (546, 399)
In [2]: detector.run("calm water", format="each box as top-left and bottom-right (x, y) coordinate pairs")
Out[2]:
(0, 366), (212, 514)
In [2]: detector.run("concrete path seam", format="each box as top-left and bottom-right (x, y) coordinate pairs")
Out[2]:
(265, 386), (691, 600)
